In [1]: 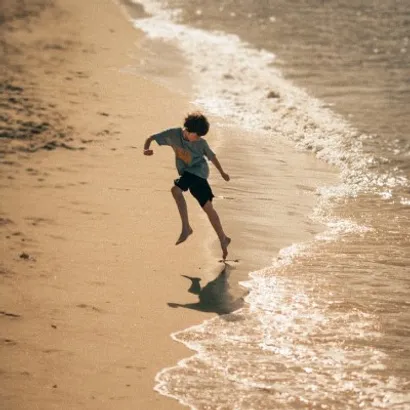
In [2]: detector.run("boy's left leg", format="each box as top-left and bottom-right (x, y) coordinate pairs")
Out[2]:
(202, 200), (231, 260)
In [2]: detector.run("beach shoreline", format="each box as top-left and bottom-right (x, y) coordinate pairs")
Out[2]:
(0, 0), (342, 409)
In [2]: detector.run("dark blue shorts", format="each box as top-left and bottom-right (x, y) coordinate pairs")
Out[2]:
(174, 172), (214, 207)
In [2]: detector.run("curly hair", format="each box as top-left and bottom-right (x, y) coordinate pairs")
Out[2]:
(183, 112), (210, 136)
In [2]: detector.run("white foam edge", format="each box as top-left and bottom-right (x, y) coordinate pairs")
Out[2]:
(154, 314), (246, 410)
(400, 197), (410, 206)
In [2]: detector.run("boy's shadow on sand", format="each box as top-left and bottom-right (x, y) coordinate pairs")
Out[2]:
(168, 263), (248, 315)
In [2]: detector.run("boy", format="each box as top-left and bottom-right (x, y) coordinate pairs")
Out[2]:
(143, 112), (231, 260)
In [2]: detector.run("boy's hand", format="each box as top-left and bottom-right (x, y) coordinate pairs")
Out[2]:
(143, 149), (154, 156)
(221, 172), (230, 181)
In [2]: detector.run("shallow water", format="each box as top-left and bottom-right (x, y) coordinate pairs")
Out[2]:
(120, 0), (410, 408)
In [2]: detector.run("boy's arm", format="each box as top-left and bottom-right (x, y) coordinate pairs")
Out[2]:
(211, 156), (230, 181)
(143, 127), (180, 155)
(143, 135), (155, 156)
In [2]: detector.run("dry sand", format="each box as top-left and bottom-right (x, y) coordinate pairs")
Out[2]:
(0, 0), (216, 408)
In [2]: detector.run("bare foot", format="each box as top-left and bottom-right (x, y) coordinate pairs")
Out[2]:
(221, 236), (231, 260)
(175, 227), (193, 245)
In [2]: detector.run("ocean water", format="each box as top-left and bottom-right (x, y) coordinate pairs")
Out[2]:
(119, 0), (410, 408)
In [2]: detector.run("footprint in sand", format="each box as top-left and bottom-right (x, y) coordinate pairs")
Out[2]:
(76, 303), (103, 313)
(0, 310), (21, 318)
(1, 338), (17, 346)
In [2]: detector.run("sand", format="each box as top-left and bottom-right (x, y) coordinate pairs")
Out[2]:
(0, 0), (216, 408)
(0, 0), (338, 409)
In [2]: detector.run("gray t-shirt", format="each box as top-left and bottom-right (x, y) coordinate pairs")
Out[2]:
(152, 127), (215, 179)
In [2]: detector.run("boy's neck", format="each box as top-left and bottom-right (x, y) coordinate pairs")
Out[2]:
(183, 128), (200, 142)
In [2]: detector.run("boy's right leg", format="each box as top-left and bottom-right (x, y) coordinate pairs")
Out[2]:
(171, 185), (193, 245)
(202, 200), (231, 260)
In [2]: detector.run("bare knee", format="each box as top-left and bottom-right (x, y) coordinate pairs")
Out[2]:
(202, 200), (214, 214)
(171, 185), (183, 198)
